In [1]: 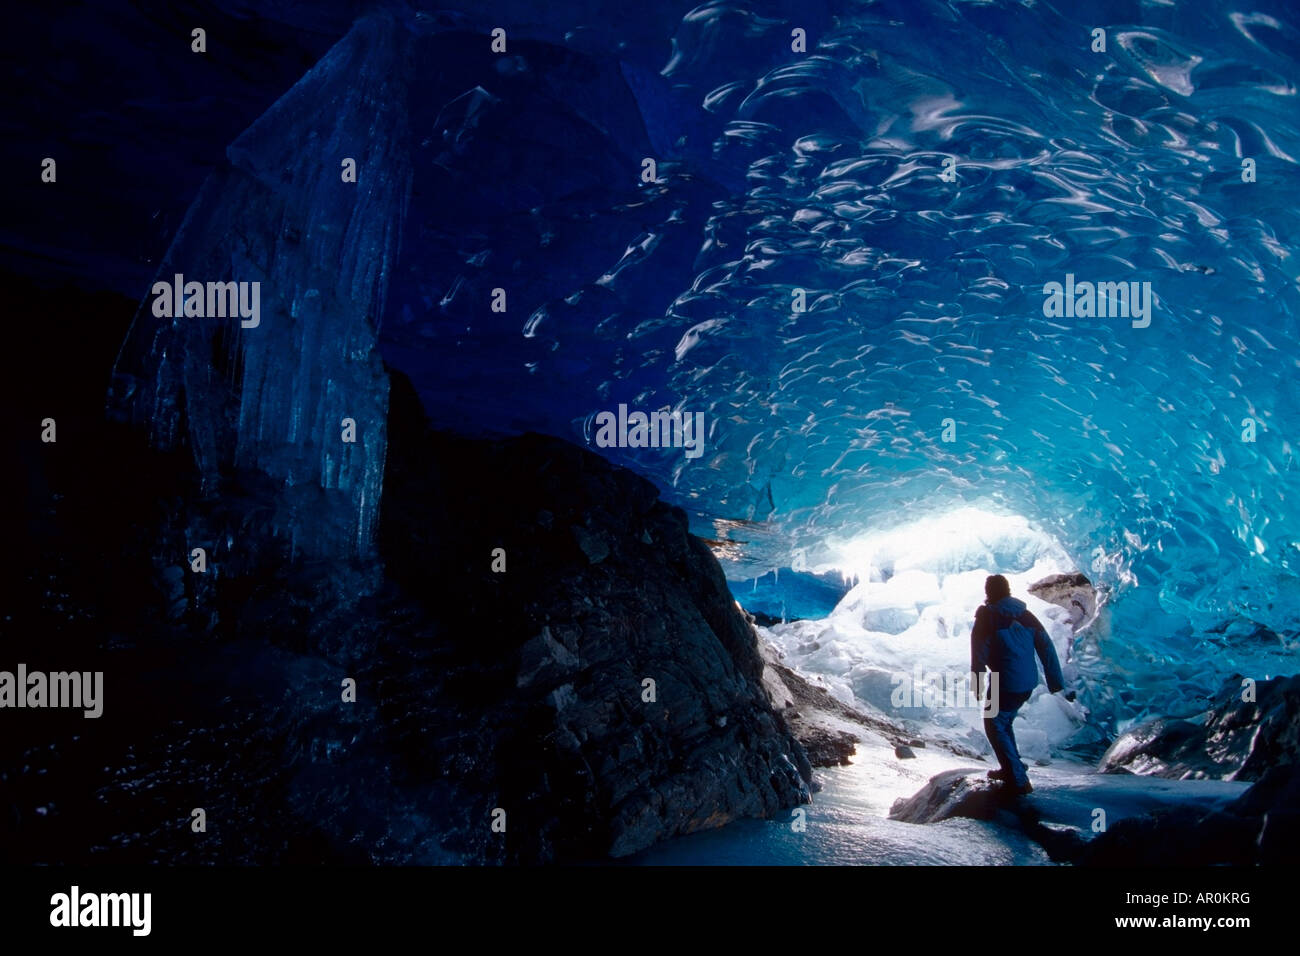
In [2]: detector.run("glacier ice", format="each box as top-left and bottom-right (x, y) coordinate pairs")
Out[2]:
(111, 11), (413, 560)
(360, 0), (1299, 735)
(760, 509), (1094, 755)
(100, 0), (1298, 735)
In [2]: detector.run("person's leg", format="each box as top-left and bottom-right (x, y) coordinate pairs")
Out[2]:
(1001, 691), (1033, 786)
(985, 690), (1032, 786)
(983, 710), (1014, 778)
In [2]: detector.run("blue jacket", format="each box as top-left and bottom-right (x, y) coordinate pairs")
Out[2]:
(970, 596), (1065, 695)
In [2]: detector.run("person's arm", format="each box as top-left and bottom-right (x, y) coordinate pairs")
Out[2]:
(1024, 610), (1065, 693)
(970, 606), (992, 698)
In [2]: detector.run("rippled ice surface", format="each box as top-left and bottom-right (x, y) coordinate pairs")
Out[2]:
(378, 0), (1299, 730)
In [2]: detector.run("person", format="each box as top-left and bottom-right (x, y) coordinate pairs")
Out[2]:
(970, 574), (1069, 795)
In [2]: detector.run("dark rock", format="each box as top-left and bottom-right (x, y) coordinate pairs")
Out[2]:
(755, 639), (940, 768)
(375, 371), (812, 862)
(1099, 673), (1300, 780)
(1079, 808), (1259, 866)
(890, 761), (1295, 866)
(1097, 717), (1203, 775)
(1227, 763), (1300, 865)
(515, 626), (581, 689)
(1074, 764), (1300, 865)
(888, 769), (1016, 824)
(798, 727), (859, 767)
(571, 525), (610, 564)
(5, 323), (812, 864)
(895, 745), (916, 759)
(1028, 571), (1099, 633)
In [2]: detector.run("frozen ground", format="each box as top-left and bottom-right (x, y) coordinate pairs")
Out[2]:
(629, 730), (1249, 865)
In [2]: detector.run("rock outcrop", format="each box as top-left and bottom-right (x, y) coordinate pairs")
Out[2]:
(889, 660), (1300, 864)
(7, 286), (812, 863)
(364, 373), (813, 860)
(1099, 673), (1300, 781)
(890, 758), (1298, 865)
(1028, 571), (1100, 633)
(755, 635), (930, 768)
(890, 770), (1009, 825)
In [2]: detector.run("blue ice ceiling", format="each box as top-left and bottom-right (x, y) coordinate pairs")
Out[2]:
(8, 1), (1298, 714)
(379, 0), (1300, 640)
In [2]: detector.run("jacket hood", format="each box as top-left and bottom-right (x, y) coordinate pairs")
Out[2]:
(994, 596), (1026, 615)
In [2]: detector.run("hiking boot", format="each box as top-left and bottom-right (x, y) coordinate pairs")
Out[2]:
(1011, 780), (1033, 795)
(987, 769), (1010, 781)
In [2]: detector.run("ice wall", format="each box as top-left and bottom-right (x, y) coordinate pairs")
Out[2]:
(366, 0), (1298, 727)
(111, 11), (412, 559)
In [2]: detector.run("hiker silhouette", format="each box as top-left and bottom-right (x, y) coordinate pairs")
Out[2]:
(970, 574), (1071, 795)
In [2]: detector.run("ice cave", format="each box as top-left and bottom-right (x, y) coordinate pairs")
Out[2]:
(4, 0), (1298, 871)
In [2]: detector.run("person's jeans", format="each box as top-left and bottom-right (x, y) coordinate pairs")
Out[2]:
(984, 688), (1033, 786)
